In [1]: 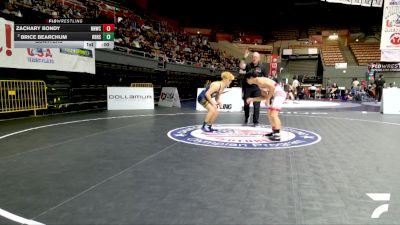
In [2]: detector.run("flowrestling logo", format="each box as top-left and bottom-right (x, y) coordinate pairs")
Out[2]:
(167, 124), (321, 149)
(367, 193), (391, 219)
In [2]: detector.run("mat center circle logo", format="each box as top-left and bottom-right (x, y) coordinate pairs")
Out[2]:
(167, 124), (321, 149)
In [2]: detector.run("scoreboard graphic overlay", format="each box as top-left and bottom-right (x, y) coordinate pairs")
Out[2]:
(13, 19), (115, 49)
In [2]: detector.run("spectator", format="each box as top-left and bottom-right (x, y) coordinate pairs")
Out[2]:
(343, 89), (353, 101)
(351, 78), (359, 95)
(6, 0), (239, 71)
(1, 3), (12, 14)
(330, 83), (339, 100)
(308, 84), (317, 99)
(292, 76), (299, 100)
(374, 74), (385, 102)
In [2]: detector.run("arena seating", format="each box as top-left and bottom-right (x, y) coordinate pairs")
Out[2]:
(287, 42), (345, 67)
(320, 44), (345, 66)
(349, 42), (380, 65)
(288, 43), (321, 49)
(0, 0), (241, 111)
(1, 0), (240, 71)
(272, 30), (299, 40)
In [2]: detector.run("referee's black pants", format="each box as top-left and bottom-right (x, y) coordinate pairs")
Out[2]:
(377, 87), (383, 102)
(243, 85), (261, 124)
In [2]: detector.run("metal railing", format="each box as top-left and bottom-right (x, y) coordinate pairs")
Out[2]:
(0, 80), (48, 116)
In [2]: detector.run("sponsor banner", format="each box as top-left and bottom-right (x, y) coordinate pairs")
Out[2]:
(167, 124), (322, 150)
(381, 88), (400, 114)
(196, 87), (242, 112)
(381, 49), (400, 61)
(327, 0), (363, 4)
(380, 0), (400, 50)
(308, 48), (318, 54)
(326, 0), (380, 6)
(361, 0), (372, 6)
(107, 87), (154, 110)
(0, 17), (95, 74)
(369, 62), (400, 71)
(342, 0), (353, 5)
(158, 87), (181, 108)
(335, 62), (348, 69)
(269, 54), (278, 78)
(332, 0), (352, 5)
(283, 49), (293, 55)
(372, 0), (384, 7)
(59, 48), (93, 58)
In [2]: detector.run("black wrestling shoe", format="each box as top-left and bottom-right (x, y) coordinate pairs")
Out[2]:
(268, 134), (281, 141)
(263, 132), (274, 137)
(208, 125), (218, 132)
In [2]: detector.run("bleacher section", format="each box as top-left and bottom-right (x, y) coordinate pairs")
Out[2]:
(210, 41), (273, 63)
(348, 26), (363, 33)
(209, 41), (244, 60)
(371, 26), (381, 38)
(272, 30), (299, 40)
(288, 44), (321, 49)
(349, 43), (380, 65)
(233, 43), (273, 54)
(1, 0), (239, 72)
(287, 59), (318, 78)
(0, 0), (243, 114)
(320, 44), (345, 66)
(287, 43), (346, 67)
(307, 26), (321, 36)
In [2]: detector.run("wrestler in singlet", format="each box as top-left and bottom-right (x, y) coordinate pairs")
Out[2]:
(198, 81), (222, 107)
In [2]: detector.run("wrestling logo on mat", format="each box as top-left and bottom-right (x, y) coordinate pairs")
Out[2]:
(167, 124), (321, 150)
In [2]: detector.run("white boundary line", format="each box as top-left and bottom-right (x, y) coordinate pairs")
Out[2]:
(0, 113), (183, 225)
(0, 208), (44, 225)
(0, 111), (399, 224)
(0, 113), (182, 141)
(279, 114), (400, 126)
(32, 142), (179, 220)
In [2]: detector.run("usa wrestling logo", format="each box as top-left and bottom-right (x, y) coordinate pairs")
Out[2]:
(167, 124), (321, 150)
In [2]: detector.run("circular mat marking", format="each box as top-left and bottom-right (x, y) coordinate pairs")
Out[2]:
(167, 124), (321, 149)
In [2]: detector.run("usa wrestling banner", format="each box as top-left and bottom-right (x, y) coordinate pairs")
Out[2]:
(380, 0), (400, 50)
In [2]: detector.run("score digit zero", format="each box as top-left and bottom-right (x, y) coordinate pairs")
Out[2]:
(102, 24), (115, 32)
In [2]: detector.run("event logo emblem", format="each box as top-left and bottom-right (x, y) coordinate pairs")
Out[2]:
(167, 124), (321, 149)
(160, 92), (174, 101)
(26, 48), (54, 64)
(27, 48), (53, 57)
(390, 33), (400, 45)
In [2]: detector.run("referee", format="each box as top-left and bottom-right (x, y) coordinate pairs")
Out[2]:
(240, 50), (267, 126)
